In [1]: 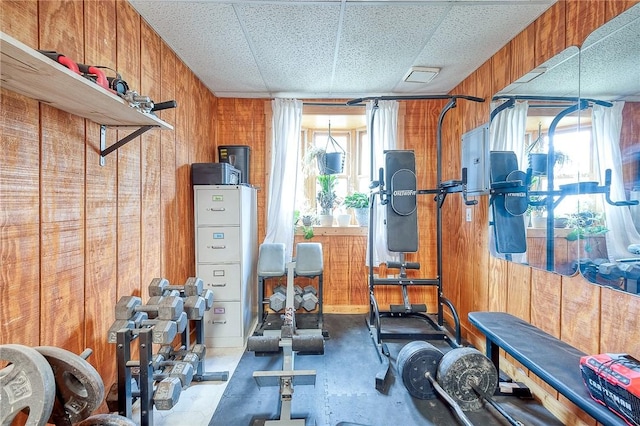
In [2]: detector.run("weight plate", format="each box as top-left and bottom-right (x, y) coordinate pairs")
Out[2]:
(76, 413), (137, 426)
(397, 341), (444, 399)
(437, 347), (498, 411)
(0, 344), (56, 426)
(35, 346), (105, 425)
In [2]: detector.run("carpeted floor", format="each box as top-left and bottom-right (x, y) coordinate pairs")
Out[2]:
(209, 314), (564, 426)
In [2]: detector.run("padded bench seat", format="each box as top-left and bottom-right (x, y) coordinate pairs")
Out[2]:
(468, 311), (625, 425)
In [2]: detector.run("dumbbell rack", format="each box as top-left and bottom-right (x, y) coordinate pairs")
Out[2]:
(113, 313), (227, 426)
(115, 327), (155, 425)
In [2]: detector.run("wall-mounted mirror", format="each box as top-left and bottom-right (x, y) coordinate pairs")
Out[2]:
(488, 46), (581, 275)
(487, 3), (640, 296)
(575, 4), (640, 294)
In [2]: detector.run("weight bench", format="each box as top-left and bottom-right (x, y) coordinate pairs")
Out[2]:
(468, 311), (626, 425)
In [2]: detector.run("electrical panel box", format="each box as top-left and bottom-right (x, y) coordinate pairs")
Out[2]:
(461, 123), (490, 195)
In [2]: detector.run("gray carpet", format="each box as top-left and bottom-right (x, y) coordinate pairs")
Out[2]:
(209, 314), (563, 426)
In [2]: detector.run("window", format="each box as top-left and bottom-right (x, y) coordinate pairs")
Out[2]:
(295, 109), (368, 218)
(525, 124), (600, 218)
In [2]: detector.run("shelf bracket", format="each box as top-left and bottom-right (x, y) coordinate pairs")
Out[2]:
(100, 124), (156, 166)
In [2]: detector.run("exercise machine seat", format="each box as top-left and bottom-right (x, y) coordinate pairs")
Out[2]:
(295, 243), (323, 277)
(257, 243), (286, 277)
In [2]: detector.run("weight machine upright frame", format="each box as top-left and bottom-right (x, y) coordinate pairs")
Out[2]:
(352, 95), (484, 391)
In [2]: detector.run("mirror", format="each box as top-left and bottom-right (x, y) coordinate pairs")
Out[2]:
(488, 46), (581, 275)
(488, 3), (640, 296)
(575, 4), (640, 293)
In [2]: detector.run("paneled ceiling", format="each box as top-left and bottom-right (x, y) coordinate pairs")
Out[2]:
(129, 0), (556, 99)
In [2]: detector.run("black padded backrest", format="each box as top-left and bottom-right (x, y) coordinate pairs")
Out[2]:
(385, 150), (418, 253)
(489, 151), (527, 254)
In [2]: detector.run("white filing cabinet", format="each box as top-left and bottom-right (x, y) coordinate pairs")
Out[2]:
(194, 185), (257, 347)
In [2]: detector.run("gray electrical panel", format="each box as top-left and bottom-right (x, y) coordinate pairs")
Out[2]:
(461, 123), (490, 195)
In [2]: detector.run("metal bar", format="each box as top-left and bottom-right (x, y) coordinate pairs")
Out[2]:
(492, 95), (613, 107)
(545, 100), (589, 271)
(100, 125), (155, 159)
(116, 329), (133, 419)
(303, 102), (364, 107)
(139, 328), (154, 426)
(347, 94), (485, 105)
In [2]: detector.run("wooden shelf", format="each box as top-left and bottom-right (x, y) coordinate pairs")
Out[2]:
(0, 31), (172, 129)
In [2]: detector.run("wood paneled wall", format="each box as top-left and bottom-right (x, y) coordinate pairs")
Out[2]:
(1, 0), (216, 401)
(1, 1), (639, 424)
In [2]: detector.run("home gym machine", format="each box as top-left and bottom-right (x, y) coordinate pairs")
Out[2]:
(247, 244), (325, 426)
(346, 95), (484, 391)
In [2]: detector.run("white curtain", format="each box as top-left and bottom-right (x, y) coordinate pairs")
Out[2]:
(591, 101), (640, 261)
(489, 100), (529, 169)
(264, 98), (302, 261)
(366, 100), (400, 267)
(488, 100), (529, 261)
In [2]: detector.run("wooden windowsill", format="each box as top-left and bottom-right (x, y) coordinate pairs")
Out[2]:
(526, 227), (573, 238)
(295, 226), (368, 236)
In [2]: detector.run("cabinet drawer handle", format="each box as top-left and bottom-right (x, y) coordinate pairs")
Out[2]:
(210, 283), (227, 287)
(213, 320), (227, 324)
(206, 207), (226, 212)
(207, 245), (226, 249)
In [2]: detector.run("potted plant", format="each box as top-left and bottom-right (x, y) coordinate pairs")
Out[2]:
(294, 209), (315, 239)
(316, 174), (338, 226)
(565, 211), (608, 255)
(343, 191), (370, 227)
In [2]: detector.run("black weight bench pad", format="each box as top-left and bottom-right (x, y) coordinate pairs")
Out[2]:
(468, 311), (625, 425)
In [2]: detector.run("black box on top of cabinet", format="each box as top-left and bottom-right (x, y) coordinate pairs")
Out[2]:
(191, 163), (241, 185)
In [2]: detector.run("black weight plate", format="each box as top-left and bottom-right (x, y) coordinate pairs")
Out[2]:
(0, 344), (56, 425)
(397, 341), (444, 399)
(35, 346), (105, 424)
(504, 170), (528, 216)
(437, 347), (498, 411)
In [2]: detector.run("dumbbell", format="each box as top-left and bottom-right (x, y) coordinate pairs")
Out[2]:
(269, 286), (287, 312)
(149, 277), (214, 315)
(154, 362), (194, 387)
(301, 286), (318, 311)
(139, 312), (188, 345)
(107, 311), (148, 343)
(153, 377), (182, 410)
(131, 355), (194, 387)
(157, 343), (206, 370)
(149, 277), (202, 297)
(115, 295), (184, 321)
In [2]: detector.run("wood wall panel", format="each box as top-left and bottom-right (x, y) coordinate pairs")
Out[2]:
(509, 24), (536, 85)
(534, 1), (566, 65)
(38, 0), (86, 352)
(0, 87), (40, 346)
(174, 56), (192, 282)
(83, 0), (118, 386)
(116, 2), (142, 299)
(530, 268), (561, 336)
(600, 287), (640, 355)
(140, 22), (162, 301)
(566, 0), (605, 48)
(561, 274), (601, 354)
(0, 0), (40, 347)
(160, 45), (179, 282)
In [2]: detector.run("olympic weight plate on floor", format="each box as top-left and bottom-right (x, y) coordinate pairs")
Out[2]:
(1, 344), (56, 425)
(397, 341), (444, 399)
(35, 346), (105, 424)
(436, 347), (498, 411)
